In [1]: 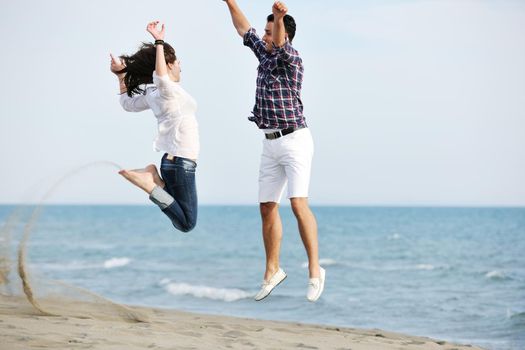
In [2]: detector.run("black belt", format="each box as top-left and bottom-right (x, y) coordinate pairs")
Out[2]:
(265, 126), (305, 140)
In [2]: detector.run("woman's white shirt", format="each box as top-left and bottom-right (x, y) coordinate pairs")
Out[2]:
(119, 71), (200, 160)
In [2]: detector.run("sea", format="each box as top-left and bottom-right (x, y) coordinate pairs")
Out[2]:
(1, 205), (524, 350)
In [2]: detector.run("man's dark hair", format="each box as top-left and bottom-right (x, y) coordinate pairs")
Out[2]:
(267, 14), (296, 43)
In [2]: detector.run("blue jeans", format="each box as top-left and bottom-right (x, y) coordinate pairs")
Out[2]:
(159, 154), (198, 232)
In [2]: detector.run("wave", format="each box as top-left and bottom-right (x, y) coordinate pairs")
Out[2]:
(103, 257), (131, 269)
(408, 263), (452, 271)
(377, 264), (441, 271)
(160, 280), (252, 302)
(159, 278), (171, 285)
(342, 262), (450, 272)
(507, 309), (525, 329)
(301, 258), (338, 268)
(33, 261), (102, 271)
(507, 308), (525, 319)
(32, 257), (132, 271)
(485, 270), (510, 280)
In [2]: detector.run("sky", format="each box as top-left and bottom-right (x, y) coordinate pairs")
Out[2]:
(0, 0), (524, 206)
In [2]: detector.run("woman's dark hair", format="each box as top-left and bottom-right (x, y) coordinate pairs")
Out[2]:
(117, 42), (176, 97)
(267, 14), (296, 43)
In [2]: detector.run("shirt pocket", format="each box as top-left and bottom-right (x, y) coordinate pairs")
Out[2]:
(266, 74), (284, 93)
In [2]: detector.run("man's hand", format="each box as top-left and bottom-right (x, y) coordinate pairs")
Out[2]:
(272, 1), (287, 20)
(146, 21), (165, 41)
(223, 0), (251, 37)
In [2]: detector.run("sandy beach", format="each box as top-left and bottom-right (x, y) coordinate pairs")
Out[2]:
(0, 294), (485, 350)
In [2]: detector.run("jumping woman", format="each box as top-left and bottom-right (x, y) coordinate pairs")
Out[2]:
(110, 21), (199, 232)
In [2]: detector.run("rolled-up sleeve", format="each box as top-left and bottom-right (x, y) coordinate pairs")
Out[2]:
(243, 28), (267, 62)
(119, 93), (149, 112)
(273, 41), (302, 67)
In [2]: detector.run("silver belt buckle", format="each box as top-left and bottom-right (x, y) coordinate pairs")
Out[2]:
(266, 131), (279, 140)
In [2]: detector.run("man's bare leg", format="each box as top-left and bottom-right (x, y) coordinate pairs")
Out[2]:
(290, 197), (320, 278)
(260, 202), (283, 281)
(118, 164), (165, 194)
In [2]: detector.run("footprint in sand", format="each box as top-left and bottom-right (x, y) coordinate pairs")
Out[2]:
(17, 336), (33, 341)
(295, 343), (319, 349)
(275, 327), (301, 334)
(402, 341), (426, 345)
(223, 330), (248, 338)
(204, 323), (225, 330)
(178, 331), (203, 338)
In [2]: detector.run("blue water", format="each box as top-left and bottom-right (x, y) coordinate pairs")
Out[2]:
(1, 205), (524, 350)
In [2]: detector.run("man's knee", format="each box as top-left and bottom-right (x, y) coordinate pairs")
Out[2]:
(290, 197), (310, 218)
(260, 202), (279, 220)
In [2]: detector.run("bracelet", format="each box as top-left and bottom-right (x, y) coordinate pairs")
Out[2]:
(154, 39), (164, 46)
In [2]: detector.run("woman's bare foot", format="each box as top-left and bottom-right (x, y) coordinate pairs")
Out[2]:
(144, 164), (165, 188)
(119, 164), (165, 194)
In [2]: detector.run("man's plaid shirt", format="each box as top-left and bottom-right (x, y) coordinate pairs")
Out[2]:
(243, 28), (306, 130)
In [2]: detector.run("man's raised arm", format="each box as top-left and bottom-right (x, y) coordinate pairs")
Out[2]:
(222, 0), (251, 37)
(272, 1), (288, 47)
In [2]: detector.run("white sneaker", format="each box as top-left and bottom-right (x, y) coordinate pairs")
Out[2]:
(306, 267), (326, 302)
(254, 268), (287, 301)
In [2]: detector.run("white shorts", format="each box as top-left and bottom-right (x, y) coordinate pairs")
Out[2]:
(258, 128), (314, 203)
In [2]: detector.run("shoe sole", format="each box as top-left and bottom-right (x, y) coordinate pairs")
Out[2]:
(255, 275), (287, 302)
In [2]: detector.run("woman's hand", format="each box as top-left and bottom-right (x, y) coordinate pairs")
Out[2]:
(110, 53), (127, 93)
(110, 53), (125, 75)
(147, 21), (165, 40)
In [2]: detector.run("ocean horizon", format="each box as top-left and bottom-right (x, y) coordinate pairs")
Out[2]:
(1, 204), (524, 350)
